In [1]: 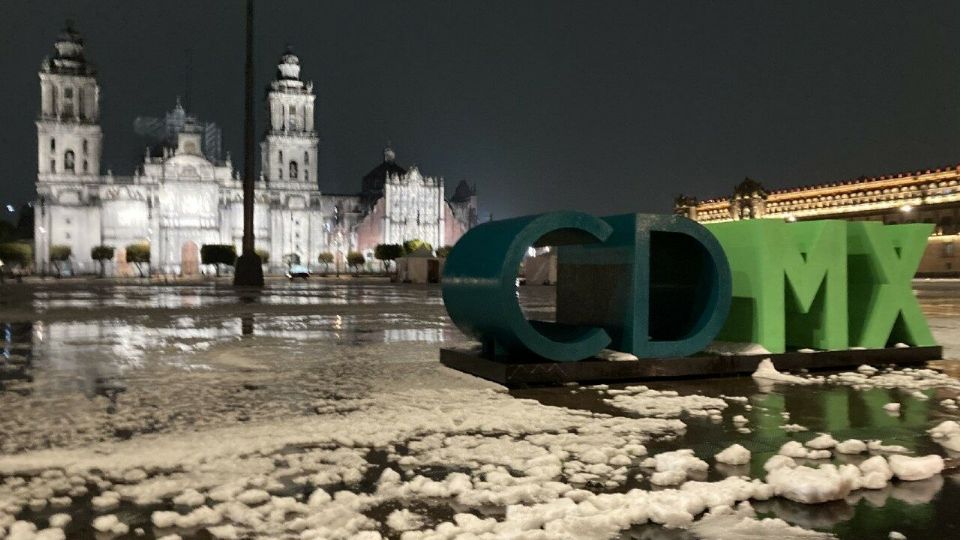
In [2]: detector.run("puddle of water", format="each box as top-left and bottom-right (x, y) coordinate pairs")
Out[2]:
(0, 280), (959, 538)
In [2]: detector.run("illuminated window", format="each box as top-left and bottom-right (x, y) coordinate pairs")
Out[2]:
(64, 150), (75, 172)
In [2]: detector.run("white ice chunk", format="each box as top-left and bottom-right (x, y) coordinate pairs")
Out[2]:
(888, 454), (944, 481)
(805, 434), (838, 450)
(386, 509), (424, 531)
(715, 444), (751, 466)
(766, 464), (861, 503)
(835, 439), (868, 454)
(752, 359), (814, 385)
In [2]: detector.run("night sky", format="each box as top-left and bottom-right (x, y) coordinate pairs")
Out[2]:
(1, 1), (959, 221)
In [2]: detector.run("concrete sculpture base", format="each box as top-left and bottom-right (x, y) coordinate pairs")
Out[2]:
(439, 346), (943, 388)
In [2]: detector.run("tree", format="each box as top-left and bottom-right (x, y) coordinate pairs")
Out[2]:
(0, 242), (32, 272)
(436, 245), (453, 258)
(255, 249), (270, 266)
(91, 245), (115, 278)
(403, 238), (433, 255)
(346, 251), (365, 275)
(49, 245), (71, 278)
(125, 242), (151, 278)
(318, 252), (334, 274)
(374, 243), (404, 272)
(201, 244), (238, 277)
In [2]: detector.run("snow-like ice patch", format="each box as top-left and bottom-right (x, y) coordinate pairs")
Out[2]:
(386, 509), (424, 531)
(778, 441), (830, 460)
(715, 444), (751, 466)
(766, 464), (861, 503)
(888, 454), (944, 481)
(704, 342), (772, 356)
(752, 359), (814, 385)
(689, 502), (835, 539)
(928, 421), (960, 452)
(604, 386), (727, 418)
(835, 439), (868, 455)
(804, 434), (838, 450)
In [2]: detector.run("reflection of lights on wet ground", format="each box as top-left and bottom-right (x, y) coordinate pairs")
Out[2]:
(2, 323), (10, 358)
(383, 328), (446, 343)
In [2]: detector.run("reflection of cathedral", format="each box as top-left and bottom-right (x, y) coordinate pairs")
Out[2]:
(34, 24), (478, 275)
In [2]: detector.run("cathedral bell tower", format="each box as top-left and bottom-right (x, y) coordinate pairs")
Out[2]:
(37, 21), (102, 180)
(260, 47), (318, 187)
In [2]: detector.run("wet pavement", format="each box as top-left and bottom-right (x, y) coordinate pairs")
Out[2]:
(0, 278), (958, 539)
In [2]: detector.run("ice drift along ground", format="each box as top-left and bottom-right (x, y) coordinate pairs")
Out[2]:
(0, 280), (959, 539)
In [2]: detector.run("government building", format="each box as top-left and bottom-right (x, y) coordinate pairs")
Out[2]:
(675, 170), (960, 276)
(34, 24), (478, 276)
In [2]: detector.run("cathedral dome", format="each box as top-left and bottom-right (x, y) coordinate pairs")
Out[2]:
(277, 46), (301, 81)
(361, 145), (407, 206)
(54, 21), (84, 59)
(451, 180), (476, 202)
(44, 21), (94, 75)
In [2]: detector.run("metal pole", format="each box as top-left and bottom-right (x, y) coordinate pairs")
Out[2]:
(242, 0), (255, 256)
(234, 0), (264, 286)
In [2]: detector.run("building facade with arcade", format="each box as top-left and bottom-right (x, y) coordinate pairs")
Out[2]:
(675, 170), (960, 276)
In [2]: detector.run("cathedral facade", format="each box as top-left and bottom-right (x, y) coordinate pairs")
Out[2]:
(34, 25), (478, 276)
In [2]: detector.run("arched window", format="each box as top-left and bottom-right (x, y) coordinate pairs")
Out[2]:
(278, 167), (283, 180)
(289, 161), (298, 179)
(50, 159), (56, 173)
(279, 150), (283, 162)
(304, 151), (309, 164)
(305, 170), (309, 182)
(82, 139), (88, 154)
(82, 160), (88, 173)
(941, 216), (956, 235)
(64, 150), (75, 172)
(50, 138), (56, 152)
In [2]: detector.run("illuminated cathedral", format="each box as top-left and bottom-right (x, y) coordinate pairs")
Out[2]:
(34, 23), (477, 275)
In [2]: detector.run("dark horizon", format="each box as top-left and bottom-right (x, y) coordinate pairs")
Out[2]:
(1, 0), (959, 221)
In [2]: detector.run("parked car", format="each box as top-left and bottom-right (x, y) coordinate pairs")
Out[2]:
(286, 264), (310, 280)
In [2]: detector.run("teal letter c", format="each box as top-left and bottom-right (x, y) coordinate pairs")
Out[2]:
(442, 211), (613, 362)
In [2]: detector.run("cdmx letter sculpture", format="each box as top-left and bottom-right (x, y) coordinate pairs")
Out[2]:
(441, 211), (936, 365)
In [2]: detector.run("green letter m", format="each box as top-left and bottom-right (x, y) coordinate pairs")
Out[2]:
(707, 220), (848, 353)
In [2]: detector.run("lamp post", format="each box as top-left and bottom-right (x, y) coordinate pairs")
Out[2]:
(233, 0), (264, 286)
